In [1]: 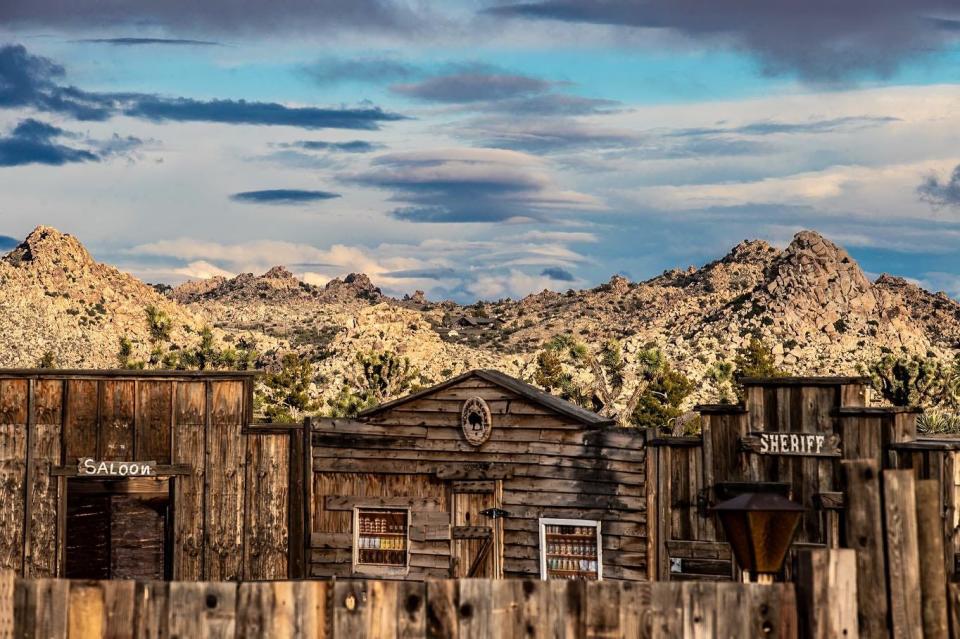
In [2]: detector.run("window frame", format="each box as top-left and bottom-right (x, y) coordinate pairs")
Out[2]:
(538, 517), (603, 581)
(352, 506), (411, 576)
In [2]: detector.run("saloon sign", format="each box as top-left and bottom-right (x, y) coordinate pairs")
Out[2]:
(77, 458), (156, 477)
(740, 432), (842, 457)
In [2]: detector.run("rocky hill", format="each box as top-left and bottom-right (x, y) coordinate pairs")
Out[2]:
(0, 225), (957, 411)
(0, 226), (216, 368)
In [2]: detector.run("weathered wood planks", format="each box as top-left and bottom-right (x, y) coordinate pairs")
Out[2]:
(0, 571), (837, 639)
(311, 374), (647, 581)
(173, 380), (206, 581)
(842, 460), (888, 639)
(882, 470), (922, 639)
(0, 371), (284, 583)
(795, 548), (858, 639)
(243, 433), (290, 580)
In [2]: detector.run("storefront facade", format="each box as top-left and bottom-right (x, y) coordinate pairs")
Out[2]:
(308, 369), (649, 582)
(0, 369), (298, 582)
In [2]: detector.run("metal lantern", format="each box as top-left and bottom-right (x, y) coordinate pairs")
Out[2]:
(712, 492), (804, 583)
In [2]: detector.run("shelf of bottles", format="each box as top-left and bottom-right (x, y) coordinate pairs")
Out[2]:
(542, 522), (600, 580)
(355, 508), (408, 567)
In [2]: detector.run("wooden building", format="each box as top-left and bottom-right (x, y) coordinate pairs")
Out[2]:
(651, 375), (960, 584)
(6, 367), (954, 590)
(0, 369), (300, 582)
(308, 369), (648, 582)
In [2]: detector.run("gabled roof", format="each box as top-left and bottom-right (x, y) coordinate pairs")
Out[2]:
(357, 368), (614, 426)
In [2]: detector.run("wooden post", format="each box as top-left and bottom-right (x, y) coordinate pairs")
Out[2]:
(915, 480), (949, 639)
(457, 579), (491, 639)
(167, 582), (237, 639)
(0, 572), (10, 639)
(426, 580), (459, 639)
(795, 549), (858, 638)
(883, 470), (923, 639)
(842, 460), (889, 639)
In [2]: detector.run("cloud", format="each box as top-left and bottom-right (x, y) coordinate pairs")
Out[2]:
(0, 44), (405, 130)
(352, 147), (603, 222)
(392, 64), (555, 103)
(123, 96), (403, 130)
(230, 189), (342, 205)
(76, 38), (221, 46)
(301, 57), (418, 85)
(917, 164), (960, 207)
(280, 140), (383, 153)
(381, 267), (459, 279)
(920, 271), (960, 297)
(540, 266), (575, 281)
(2, 0), (422, 36)
(0, 118), (98, 167)
(669, 116), (901, 138)
(124, 230), (594, 302)
(0, 44), (114, 121)
(487, 1), (960, 82)
(464, 117), (638, 153)
(485, 94), (619, 116)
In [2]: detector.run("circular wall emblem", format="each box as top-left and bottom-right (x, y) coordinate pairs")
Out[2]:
(461, 397), (493, 446)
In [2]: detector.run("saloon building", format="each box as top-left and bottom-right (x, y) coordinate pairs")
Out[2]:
(0, 367), (956, 585)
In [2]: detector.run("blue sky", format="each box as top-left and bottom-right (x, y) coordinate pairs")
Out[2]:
(1, 1), (960, 301)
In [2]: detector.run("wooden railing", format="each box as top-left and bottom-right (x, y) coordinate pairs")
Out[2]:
(4, 574), (800, 638)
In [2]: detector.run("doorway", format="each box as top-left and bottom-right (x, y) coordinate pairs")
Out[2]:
(64, 477), (172, 580)
(450, 480), (503, 578)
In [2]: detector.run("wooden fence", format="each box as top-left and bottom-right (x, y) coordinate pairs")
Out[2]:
(3, 572), (801, 638)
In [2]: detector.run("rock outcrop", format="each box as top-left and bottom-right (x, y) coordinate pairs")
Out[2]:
(0, 226), (957, 410)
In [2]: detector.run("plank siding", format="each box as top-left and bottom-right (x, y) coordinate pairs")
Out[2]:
(0, 379), (27, 572)
(135, 381), (172, 464)
(99, 381), (135, 461)
(62, 380), (98, 461)
(243, 433), (290, 580)
(0, 371), (272, 582)
(173, 381), (206, 581)
(25, 380), (62, 577)
(310, 374), (647, 582)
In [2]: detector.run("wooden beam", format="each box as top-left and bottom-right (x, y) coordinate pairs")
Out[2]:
(451, 526), (492, 540)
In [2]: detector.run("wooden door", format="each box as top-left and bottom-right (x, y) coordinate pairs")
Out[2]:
(450, 481), (503, 578)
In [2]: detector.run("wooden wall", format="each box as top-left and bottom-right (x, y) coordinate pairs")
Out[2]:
(0, 371), (293, 582)
(310, 374), (648, 582)
(651, 377), (893, 581)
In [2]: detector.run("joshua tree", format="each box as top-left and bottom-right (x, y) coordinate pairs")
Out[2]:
(116, 336), (144, 369)
(706, 360), (736, 403)
(532, 334), (689, 428)
(864, 352), (959, 409)
(144, 305), (173, 343)
(732, 337), (785, 398)
(37, 350), (57, 369)
(260, 352), (318, 423)
(328, 350), (424, 417)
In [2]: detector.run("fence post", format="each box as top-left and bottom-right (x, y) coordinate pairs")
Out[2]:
(0, 571), (12, 639)
(883, 470), (923, 639)
(795, 548), (858, 638)
(915, 479), (949, 639)
(842, 460), (889, 638)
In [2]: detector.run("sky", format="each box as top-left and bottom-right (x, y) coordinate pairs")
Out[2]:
(1, 1), (960, 302)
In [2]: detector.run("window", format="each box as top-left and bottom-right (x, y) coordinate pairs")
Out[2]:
(353, 508), (409, 570)
(539, 518), (602, 580)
